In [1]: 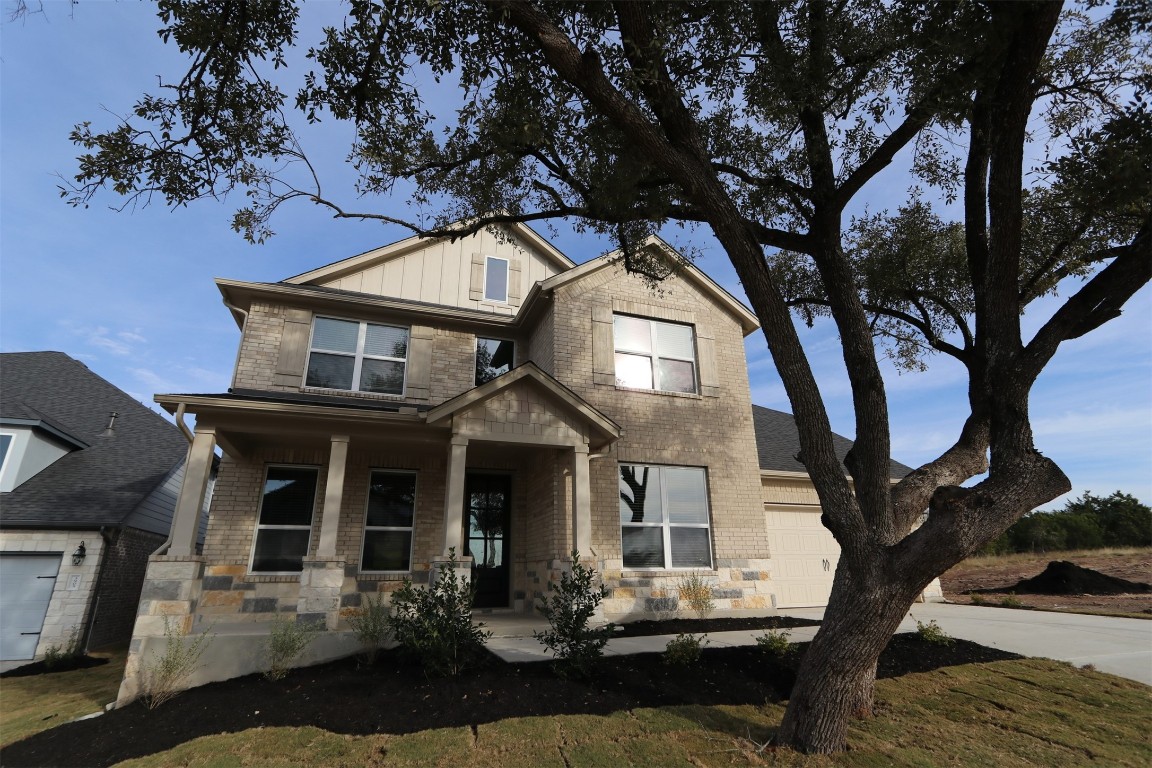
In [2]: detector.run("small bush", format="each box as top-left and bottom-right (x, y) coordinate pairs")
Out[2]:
(42, 625), (83, 669)
(264, 616), (319, 681)
(999, 594), (1024, 609)
(349, 591), (390, 662)
(663, 633), (708, 666)
(969, 593), (987, 605)
(142, 618), (214, 709)
(754, 628), (793, 657)
(534, 550), (615, 677)
(388, 549), (491, 677)
(913, 616), (955, 647)
(678, 572), (714, 619)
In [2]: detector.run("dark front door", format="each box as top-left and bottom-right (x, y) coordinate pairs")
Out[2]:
(465, 473), (511, 608)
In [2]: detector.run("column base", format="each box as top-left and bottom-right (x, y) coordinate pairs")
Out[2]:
(298, 558), (347, 630)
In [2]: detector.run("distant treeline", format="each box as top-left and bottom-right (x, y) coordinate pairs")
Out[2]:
(981, 491), (1152, 555)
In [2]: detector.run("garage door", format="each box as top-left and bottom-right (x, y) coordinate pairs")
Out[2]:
(0, 554), (61, 660)
(765, 505), (839, 608)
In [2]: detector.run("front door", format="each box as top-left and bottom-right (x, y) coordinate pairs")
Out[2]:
(465, 473), (511, 608)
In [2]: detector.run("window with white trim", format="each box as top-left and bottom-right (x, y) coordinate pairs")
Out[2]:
(613, 315), (697, 394)
(483, 256), (509, 303)
(250, 466), (318, 573)
(305, 317), (408, 395)
(619, 464), (712, 569)
(361, 470), (416, 572)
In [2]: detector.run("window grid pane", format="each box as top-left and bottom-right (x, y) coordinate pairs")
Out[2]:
(311, 317), (359, 352)
(484, 257), (509, 302)
(614, 353), (654, 389)
(363, 324), (408, 359)
(619, 464), (711, 569)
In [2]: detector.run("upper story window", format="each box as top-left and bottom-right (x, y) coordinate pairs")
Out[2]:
(250, 465), (318, 573)
(613, 314), (697, 394)
(475, 337), (515, 385)
(483, 256), (509, 303)
(305, 317), (408, 395)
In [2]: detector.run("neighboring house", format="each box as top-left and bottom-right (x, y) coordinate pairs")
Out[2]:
(0, 352), (209, 666)
(120, 224), (937, 702)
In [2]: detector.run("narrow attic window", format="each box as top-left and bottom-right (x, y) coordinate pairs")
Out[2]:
(483, 256), (509, 303)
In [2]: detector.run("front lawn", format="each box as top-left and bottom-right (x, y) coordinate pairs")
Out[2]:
(0, 651), (125, 747)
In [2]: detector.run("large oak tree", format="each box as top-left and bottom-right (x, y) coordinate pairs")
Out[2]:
(66, 0), (1150, 753)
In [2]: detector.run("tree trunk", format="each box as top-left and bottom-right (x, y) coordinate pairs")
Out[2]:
(775, 562), (923, 753)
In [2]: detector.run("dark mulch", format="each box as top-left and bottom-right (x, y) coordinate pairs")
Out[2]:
(968, 560), (1152, 596)
(611, 614), (819, 637)
(0, 634), (1021, 768)
(0, 656), (108, 679)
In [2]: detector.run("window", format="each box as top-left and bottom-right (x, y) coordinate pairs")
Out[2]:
(305, 317), (408, 395)
(483, 256), (509, 303)
(361, 471), (416, 572)
(619, 464), (712, 569)
(475, 337), (515, 385)
(0, 434), (11, 473)
(613, 315), (697, 394)
(251, 466), (318, 573)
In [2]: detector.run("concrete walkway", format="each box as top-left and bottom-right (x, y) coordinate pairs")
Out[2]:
(482, 604), (1152, 686)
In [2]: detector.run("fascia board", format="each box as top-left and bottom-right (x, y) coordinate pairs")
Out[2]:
(0, 417), (89, 450)
(154, 395), (425, 426)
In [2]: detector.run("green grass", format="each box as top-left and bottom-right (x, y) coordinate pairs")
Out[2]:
(0, 650), (125, 747)
(105, 659), (1151, 767)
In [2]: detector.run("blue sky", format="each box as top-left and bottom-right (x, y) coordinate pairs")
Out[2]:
(2, 3), (1149, 510)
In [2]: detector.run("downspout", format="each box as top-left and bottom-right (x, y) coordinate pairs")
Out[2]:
(222, 299), (249, 392)
(80, 525), (118, 653)
(151, 403), (196, 557)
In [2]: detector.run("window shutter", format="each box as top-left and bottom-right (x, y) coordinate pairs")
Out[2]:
(592, 304), (615, 386)
(468, 254), (485, 301)
(274, 308), (312, 388)
(405, 325), (434, 402)
(507, 258), (523, 306)
(696, 324), (720, 397)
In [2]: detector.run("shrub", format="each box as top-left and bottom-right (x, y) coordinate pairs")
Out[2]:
(534, 550), (615, 677)
(678, 572), (714, 619)
(264, 616), (319, 681)
(913, 616), (955, 647)
(142, 618), (214, 709)
(969, 593), (987, 605)
(663, 633), (708, 666)
(348, 591), (390, 663)
(999, 594), (1024, 609)
(388, 549), (491, 677)
(42, 625), (83, 669)
(754, 628), (793, 657)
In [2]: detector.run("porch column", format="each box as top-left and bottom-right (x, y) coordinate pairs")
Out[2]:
(168, 426), (216, 557)
(442, 435), (469, 556)
(316, 435), (350, 557)
(572, 443), (592, 558)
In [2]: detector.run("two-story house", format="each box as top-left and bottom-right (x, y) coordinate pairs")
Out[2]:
(118, 223), (936, 703)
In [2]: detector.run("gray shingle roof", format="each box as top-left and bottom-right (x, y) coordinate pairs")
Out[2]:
(752, 404), (912, 478)
(1, 352), (189, 528)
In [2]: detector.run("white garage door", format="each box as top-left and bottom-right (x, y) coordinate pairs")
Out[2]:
(0, 554), (61, 660)
(765, 505), (839, 608)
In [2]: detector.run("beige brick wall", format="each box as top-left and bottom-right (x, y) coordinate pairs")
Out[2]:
(232, 301), (293, 392)
(761, 476), (822, 506)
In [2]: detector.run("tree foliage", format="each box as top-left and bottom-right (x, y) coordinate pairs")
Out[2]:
(983, 491), (1152, 554)
(64, 0), (1151, 753)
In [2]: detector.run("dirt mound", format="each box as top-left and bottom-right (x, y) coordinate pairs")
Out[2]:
(969, 560), (1151, 596)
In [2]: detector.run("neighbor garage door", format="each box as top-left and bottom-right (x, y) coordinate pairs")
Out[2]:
(0, 554), (61, 660)
(765, 505), (839, 608)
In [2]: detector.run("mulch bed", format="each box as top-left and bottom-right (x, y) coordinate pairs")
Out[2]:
(1, 632), (1020, 768)
(968, 560), (1152, 596)
(0, 656), (108, 679)
(610, 614), (818, 637)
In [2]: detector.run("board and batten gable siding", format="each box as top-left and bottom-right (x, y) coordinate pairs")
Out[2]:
(313, 229), (562, 315)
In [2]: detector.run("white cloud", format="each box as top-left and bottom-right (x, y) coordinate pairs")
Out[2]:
(117, 329), (147, 343)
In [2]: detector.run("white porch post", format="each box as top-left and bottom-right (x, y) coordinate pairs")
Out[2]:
(316, 435), (350, 557)
(168, 426), (216, 557)
(442, 435), (469, 557)
(572, 443), (592, 558)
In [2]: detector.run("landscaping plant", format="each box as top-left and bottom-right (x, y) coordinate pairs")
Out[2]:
(264, 616), (319, 681)
(142, 618), (214, 710)
(677, 573), (715, 620)
(348, 591), (390, 663)
(534, 550), (615, 676)
(755, 628), (794, 657)
(663, 633), (708, 666)
(41, 625), (83, 670)
(912, 617), (955, 647)
(387, 550), (491, 677)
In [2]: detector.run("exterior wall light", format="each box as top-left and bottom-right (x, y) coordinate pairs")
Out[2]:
(72, 541), (86, 566)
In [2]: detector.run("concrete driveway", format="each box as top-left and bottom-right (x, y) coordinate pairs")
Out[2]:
(782, 602), (1152, 686)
